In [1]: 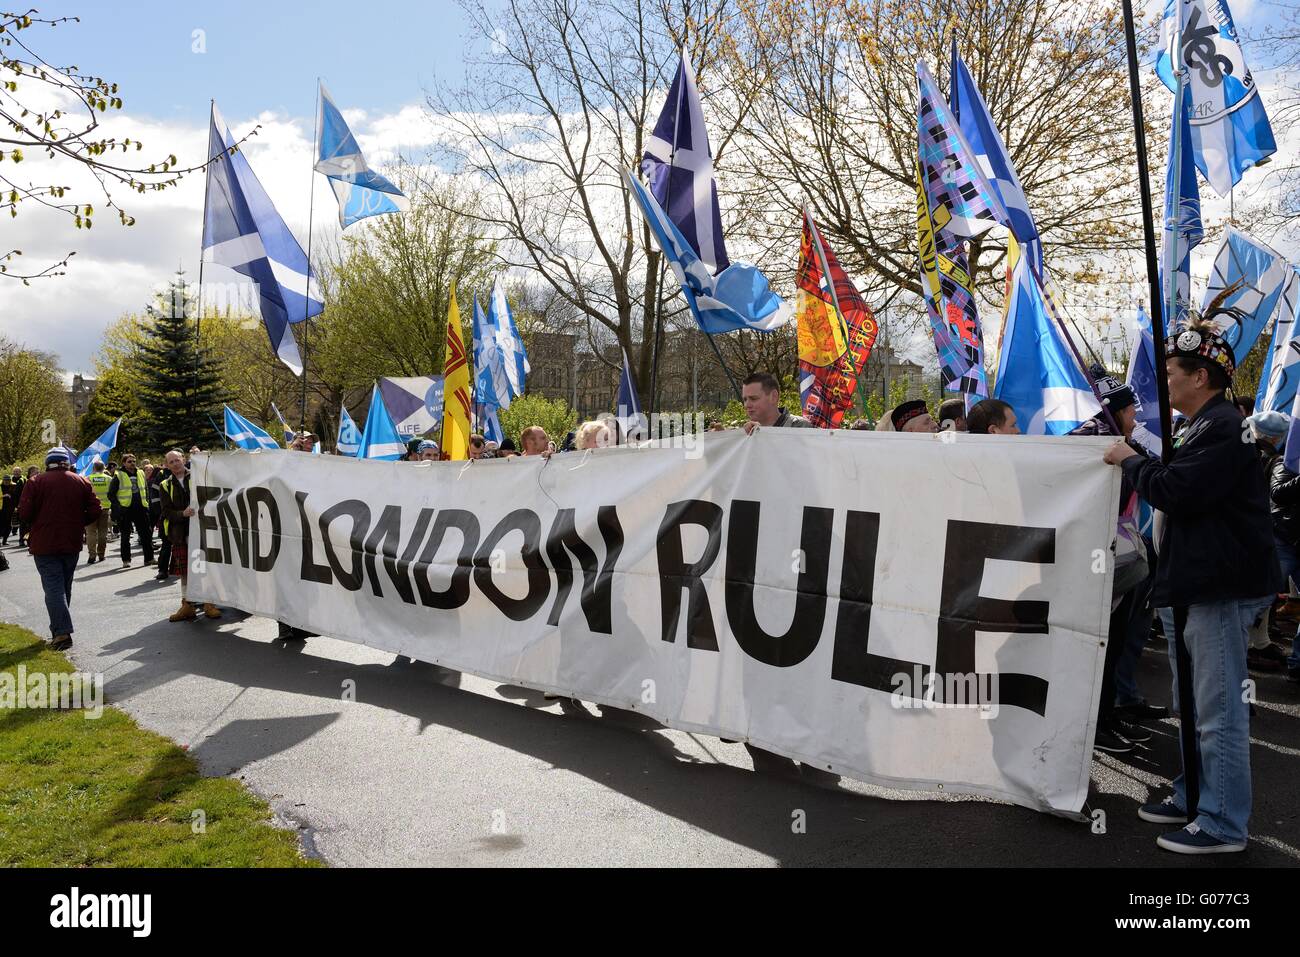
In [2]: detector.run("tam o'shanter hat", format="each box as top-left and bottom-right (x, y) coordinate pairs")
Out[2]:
(890, 399), (928, 431)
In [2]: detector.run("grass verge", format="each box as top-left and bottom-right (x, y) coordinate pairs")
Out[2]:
(0, 622), (319, 866)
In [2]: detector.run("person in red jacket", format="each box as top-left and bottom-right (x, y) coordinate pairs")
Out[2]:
(16, 447), (103, 650)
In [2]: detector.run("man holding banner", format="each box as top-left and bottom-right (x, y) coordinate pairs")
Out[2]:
(1105, 320), (1279, 854)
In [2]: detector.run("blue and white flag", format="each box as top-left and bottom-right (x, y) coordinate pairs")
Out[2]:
(1285, 392), (1300, 474)
(269, 401), (296, 445)
(476, 404), (504, 445)
(223, 405), (280, 450)
(994, 257), (1100, 435)
(950, 43), (1041, 273)
(337, 404), (362, 456)
(314, 81), (410, 229)
(75, 417), (121, 475)
(641, 52), (729, 275)
(356, 384), (405, 460)
(1202, 228), (1289, 360)
(1155, 0), (1276, 197)
(1161, 84), (1203, 335)
(486, 278), (529, 401)
(624, 169), (791, 335)
(1256, 268), (1300, 413)
(615, 346), (646, 439)
(1127, 305), (1163, 456)
(202, 103), (322, 375)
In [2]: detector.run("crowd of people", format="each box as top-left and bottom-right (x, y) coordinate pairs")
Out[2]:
(4, 329), (1297, 854)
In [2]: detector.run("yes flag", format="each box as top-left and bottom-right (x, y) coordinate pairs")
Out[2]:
(950, 43), (1042, 273)
(796, 211), (879, 428)
(994, 257), (1100, 435)
(337, 404), (361, 456)
(1256, 268), (1300, 413)
(441, 286), (473, 461)
(314, 82), (410, 229)
(202, 104), (321, 375)
(625, 169), (791, 335)
(472, 294), (507, 410)
(487, 278), (529, 401)
(1156, 0), (1276, 197)
(223, 405), (280, 450)
(476, 404), (504, 445)
(641, 53), (729, 274)
(356, 384), (405, 461)
(1161, 83), (1203, 334)
(1202, 228), (1289, 359)
(75, 417), (121, 475)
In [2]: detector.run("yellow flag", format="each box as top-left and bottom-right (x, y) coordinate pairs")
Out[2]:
(441, 284), (473, 461)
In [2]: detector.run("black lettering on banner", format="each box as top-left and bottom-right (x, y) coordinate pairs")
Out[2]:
(397, 507), (435, 600)
(937, 520), (1053, 716)
(296, 492), (333, 585)
(415, 509), (479, 609)
(473, 509), (550, 620)
(363, 504), (413, 602)
(545, 506), (624, 633)
(196, 485), (224, 565)
(245, 486), (280, 572)
(216, 488), (249, 567)
(725, 501), (831, 667)
(318, 499), (371, 592)
(656, 500), (723, 650)
(830, 510), (928, 693)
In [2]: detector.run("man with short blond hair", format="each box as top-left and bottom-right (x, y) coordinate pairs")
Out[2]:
(521, 426), (550, 456)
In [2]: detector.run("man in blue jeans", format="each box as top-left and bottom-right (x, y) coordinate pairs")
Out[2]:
(1104, 316), (1280, 854)
(16, 447), (103, 651)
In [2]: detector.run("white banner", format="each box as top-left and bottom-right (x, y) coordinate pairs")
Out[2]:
(187, 429), (1120, 816)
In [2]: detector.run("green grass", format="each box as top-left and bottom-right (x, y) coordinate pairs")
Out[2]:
(0, 622), (320, 867)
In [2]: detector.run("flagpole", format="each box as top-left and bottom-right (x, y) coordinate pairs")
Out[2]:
(300, 79), (322, 435)
(1123, 0), (1196, 821)
(193, 99), (217, 449)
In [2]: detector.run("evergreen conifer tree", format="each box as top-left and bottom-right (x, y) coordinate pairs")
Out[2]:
(135, 271), (228, 452)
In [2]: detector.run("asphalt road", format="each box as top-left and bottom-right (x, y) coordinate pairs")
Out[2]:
(3, 537), (1298, 867)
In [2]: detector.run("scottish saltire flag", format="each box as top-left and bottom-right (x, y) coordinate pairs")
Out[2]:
(950, 43), (1042, 273)
(915, 168), (975, 393)
(442, 287), (473, 461)
(223, 405), (280, 450)
(202, 104), (322, 375)
(796, 211), (879, 428)
(615, 347), (646, 439)
(917, 60), (1011, 243)
(271, 405), (297, 447)
(994, 257), (1100, 435)
(337, 404), (361, 456)
(356, 384), (405, 461)
(1127, 305), (1164, 456)
(625, 169), (791, 335)
(476, 404), (504, 445)
(641, 53), (729, 274)
(471, 294), (507, 410)
(1257, 268), (1300, 413)
(75, 417), (122, 475)
(1155, 0), (1276, 197)
(486, 279), (529, 401)
(1286, 390), (1300, 473)
(314, 81), (409, 229)
(1203, 228), (1289, 359)
(1161, 84), (1203, 334)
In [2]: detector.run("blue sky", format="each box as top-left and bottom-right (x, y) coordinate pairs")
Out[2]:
(35, 0), (471, 124)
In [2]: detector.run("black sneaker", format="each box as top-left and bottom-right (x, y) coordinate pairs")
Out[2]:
(1138, 795), (1189, 825)
(1115, 702), (1169, 721)
(1093, 726), (1134, 754)
(1114, 718), (1151, 743)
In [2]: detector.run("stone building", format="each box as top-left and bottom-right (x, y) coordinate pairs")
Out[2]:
(67, 374), (98, 418)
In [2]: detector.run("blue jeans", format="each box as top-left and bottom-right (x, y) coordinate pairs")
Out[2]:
(1157, 596), (1272, 844)
(33, 552), (79, 638)
(1276, 537), (1300, 670)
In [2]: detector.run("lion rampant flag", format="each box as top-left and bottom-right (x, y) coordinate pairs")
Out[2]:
(441, 284), (473, 460)
(796, 210), (879, 428)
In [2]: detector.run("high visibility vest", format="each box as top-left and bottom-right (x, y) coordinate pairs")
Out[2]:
(114, 470), (146, 507)
(88, 472), (112, 507)
(159, 473), (188, 536)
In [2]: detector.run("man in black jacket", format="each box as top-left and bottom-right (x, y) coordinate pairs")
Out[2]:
(1104, 321), (1279, 854)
